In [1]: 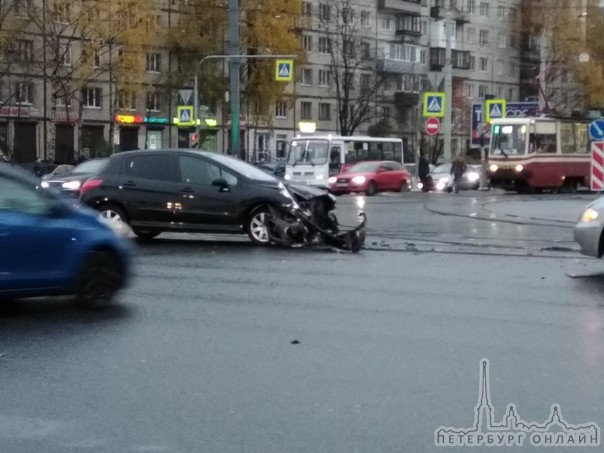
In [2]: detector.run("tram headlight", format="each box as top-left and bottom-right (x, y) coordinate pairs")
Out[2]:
(581, 207), (599, 223)
(489, 164), (498, 172)
(515, 164), (524, 173)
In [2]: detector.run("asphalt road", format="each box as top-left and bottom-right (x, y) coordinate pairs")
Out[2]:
(1, 190), (603, 452)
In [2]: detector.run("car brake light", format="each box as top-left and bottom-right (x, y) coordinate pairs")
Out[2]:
(80, 178), (103, 196)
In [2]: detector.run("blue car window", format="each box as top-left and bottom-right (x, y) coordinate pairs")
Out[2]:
(0, 175), (51, 216)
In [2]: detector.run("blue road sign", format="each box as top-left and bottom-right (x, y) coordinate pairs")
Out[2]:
(589, 119), (604, 140)
(423, 92), (445, 117)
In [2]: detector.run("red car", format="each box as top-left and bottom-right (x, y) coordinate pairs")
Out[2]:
(328, 160), (412, 196)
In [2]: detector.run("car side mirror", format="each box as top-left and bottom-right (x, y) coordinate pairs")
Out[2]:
(211, 177), (230, 192)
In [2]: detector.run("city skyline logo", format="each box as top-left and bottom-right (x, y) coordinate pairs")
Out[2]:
(435, 359), (600, 447)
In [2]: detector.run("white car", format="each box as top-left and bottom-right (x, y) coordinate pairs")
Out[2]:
(574, 198), (604, 257)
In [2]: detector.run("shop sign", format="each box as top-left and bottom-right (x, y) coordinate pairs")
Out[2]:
(0, 106), (30, 117)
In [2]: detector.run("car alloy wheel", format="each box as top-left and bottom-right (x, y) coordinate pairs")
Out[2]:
(75, 250), (123, 309)
(246, 207), (272, 245)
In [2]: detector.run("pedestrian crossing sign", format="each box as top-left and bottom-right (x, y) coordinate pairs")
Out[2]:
(485, 99), (507, 123)
(275, 59), (293, 82)
(423, 92), (445, 118)
(177, 106), (195, 126)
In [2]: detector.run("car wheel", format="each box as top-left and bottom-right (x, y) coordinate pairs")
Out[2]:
(365, 181), (377, 196)
(75, 250), (123, 309)
(99, 204), (129, 227)
(132, 229), (160, 240)
(398, 180), (410, 192)
(246, 207), (272, 245)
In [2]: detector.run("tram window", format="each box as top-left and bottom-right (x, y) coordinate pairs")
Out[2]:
(560, 122), (574, 154)
(535, 134), (557, 153)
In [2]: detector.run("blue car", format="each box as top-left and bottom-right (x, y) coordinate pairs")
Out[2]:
(0, 163), (132, 308)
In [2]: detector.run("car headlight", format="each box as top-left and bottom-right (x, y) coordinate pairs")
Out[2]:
(438, 177), (449, 184)
(62, 180), (81, 190)
(278, 182), (299, 209)
(284, 174), (291, 180)
(581, 207), (599, 223)
(328, 176), (337, 184)
(351, 176), (366, 184)
(515, 165), (524, 172)
(40, 181), (50, 188)
(436, 181), (445, 191)
(489, 164), (498, 172)
(467, 172), (480, 182)
(316, 174), (324, 180)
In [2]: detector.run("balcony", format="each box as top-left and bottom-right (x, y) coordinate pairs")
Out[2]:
(429, 48), (471, 71)
(376, 58), (420, 74)
(395, 13), (422, 38)
(378, 0), (421, 14)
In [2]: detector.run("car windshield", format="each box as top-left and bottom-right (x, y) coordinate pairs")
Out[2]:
(490, 124), (527, 156)
(432, 164), (451, 174)
(206, 153), (277, 182)
(347, 162), (380, 173)
(72, 159), (107, 174)
(286, 139), (329, 166)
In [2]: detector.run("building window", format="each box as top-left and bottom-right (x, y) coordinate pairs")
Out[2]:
(318, 37), (332, 54)
(54, 86), (72, 107)
(360, 42), (370, 59)
(466, 83), (475, 99)
(497, 32), (506, 48)
(467, 0), (475, 14)
(469, 56), (475, 70)
(52, 2), (70, 23)
(118, 91), (137, 110)
(302, 1), (312, 16)
(10, 39), (33, 62)
(301, 68), (313, 85)
(497, 59), (504, 74)
(300, 101), (312, 120)
(508, 7), (517, 22)
(318, 103), (331, 121)
(59, 44), (71, 66)
(479, 57), (488, 72)
(467, 27), (475, 43)
(146, 92), (161, 112)
(497, 5), (505, 19)
(361, 11), (370, 27)
(343, 40), (355, 58)
(479, 2), (489, 17)
(319, 4), (330, 22)
(275, 101), (287, 118)
(508, 88), (514, 100)
(389, 43), (417, 62)
(93, 50), (101, 68)
(146, 53), (161, 73)
(479, 30), (489, 45)
(478, 84), (488, 98)
(420, 49), (426, 65)
(14, 0), (33, 18)
(318, 70), (331, 87)
(360, 74), (371, 93)
(381, 16), (391, 30)
(276, 134), (287, 159)
(342, 7), (354, 24)
(382, 106), (390, 120)
(15, 82), (33, 104)
(82, 87), (102, 108)
(303, 35), (312, 51)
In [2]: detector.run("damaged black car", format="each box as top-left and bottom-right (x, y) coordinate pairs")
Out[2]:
(79, 149), (365, 252)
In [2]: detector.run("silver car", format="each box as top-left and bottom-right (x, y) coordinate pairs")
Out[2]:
(574, 198), (604, 257)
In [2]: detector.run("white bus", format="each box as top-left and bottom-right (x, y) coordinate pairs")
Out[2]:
(284, 135), (406, 188)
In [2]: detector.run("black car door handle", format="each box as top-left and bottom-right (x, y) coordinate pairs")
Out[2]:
(181, 187), (194, 193)
(121, 180), (137, 187)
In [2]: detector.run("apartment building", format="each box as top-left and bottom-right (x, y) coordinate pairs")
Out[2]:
(0, 0), (523, 165)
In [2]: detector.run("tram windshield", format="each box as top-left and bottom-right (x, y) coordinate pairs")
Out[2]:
(490, 124), (528, 156)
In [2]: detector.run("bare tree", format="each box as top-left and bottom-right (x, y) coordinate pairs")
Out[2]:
(318, 0), (385, 136)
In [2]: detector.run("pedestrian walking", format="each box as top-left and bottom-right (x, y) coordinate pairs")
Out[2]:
(450, 152), (467, 194)
(418, 152), (432, 192)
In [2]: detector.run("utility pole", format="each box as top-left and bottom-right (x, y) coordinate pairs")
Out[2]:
(228, 0), (240, 158)
(443, 15), (453, 164)
(42, 0), (48, 161)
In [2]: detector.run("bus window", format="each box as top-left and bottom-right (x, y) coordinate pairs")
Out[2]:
(369, 142), (380, 160)
(383, 142), (394, 160)
(329, 146), (342, 173)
